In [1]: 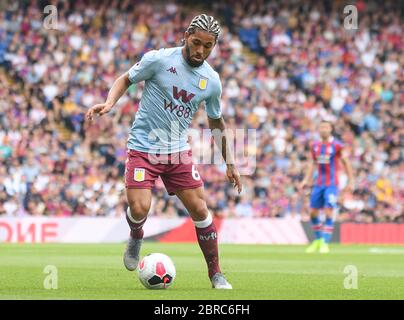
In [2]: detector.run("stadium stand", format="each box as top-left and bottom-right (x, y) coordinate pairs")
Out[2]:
(0, 0), (402, 222)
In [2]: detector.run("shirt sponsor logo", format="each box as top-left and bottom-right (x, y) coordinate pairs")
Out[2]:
(317, 155), (330, 164)
(172, 86), (195, 103)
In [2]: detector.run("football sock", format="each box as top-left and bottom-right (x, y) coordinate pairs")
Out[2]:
(193, 213), (221, 279)
(311, 216), (323, 240)
(126, 207), (147, 240)
(322, 217), (334, 243)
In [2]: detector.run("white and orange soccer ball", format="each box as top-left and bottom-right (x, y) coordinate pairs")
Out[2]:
(138, 253), (176, 289)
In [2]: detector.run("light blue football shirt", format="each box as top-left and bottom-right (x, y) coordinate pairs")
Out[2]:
(127, 46), (222, 154)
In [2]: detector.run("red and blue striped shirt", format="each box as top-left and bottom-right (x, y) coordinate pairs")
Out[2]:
(311, 137), (344, 187)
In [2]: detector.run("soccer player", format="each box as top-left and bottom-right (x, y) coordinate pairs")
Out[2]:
(299, 121), (354, 253)
(85, 14), (242, 289)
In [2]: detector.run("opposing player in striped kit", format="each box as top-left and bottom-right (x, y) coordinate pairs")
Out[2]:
(300, 121), (355, 253)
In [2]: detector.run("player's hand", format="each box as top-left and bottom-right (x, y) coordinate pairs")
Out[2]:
(298, 180), (309, 191)
(345, 180), (355, 193)
(226, 164), (242, 194)
(85, 103), (113, 122)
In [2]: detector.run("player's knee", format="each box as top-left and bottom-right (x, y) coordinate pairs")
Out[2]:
(189, 203), (209, 220)
(324, 209), (334, 218)
(128, 200), (150, 219)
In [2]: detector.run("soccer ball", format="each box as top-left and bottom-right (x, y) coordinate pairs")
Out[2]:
(138, 253), (176, 289)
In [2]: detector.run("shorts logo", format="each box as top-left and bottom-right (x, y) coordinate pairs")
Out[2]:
(328, 194), (337, 205)
(198, 78), (208, 90)
(134, 168), (145, 182)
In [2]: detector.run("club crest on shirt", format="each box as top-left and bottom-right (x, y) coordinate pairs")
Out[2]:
(134, 168), (145, 182)
(198, 78), (208, 90)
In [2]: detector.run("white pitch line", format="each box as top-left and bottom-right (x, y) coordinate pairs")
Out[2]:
(369, 248), (404, 254)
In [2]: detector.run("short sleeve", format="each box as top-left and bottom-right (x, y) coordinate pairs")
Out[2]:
(128, 49), (160, 84)
(335, 141), (344, 156)
(205, 76), (222, 119)
(310, 142), (316, 159)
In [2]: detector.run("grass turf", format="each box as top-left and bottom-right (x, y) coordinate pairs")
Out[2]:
(0, 243), (403, 300)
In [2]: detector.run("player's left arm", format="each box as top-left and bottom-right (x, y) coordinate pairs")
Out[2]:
(205, 74), (242, 193)
(208, 116), (242, 194)
(340, 146), (355, 192)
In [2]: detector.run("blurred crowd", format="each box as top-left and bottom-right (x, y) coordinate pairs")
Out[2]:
(0, 0), (403, 222)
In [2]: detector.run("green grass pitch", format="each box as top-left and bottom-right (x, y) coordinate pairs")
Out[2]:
(1, 243), (403, 300)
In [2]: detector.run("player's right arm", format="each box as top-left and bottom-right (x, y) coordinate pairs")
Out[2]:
(299, 143), (315, 190)
(85, 72), (131, 121)
(86, 49), (160, 122)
